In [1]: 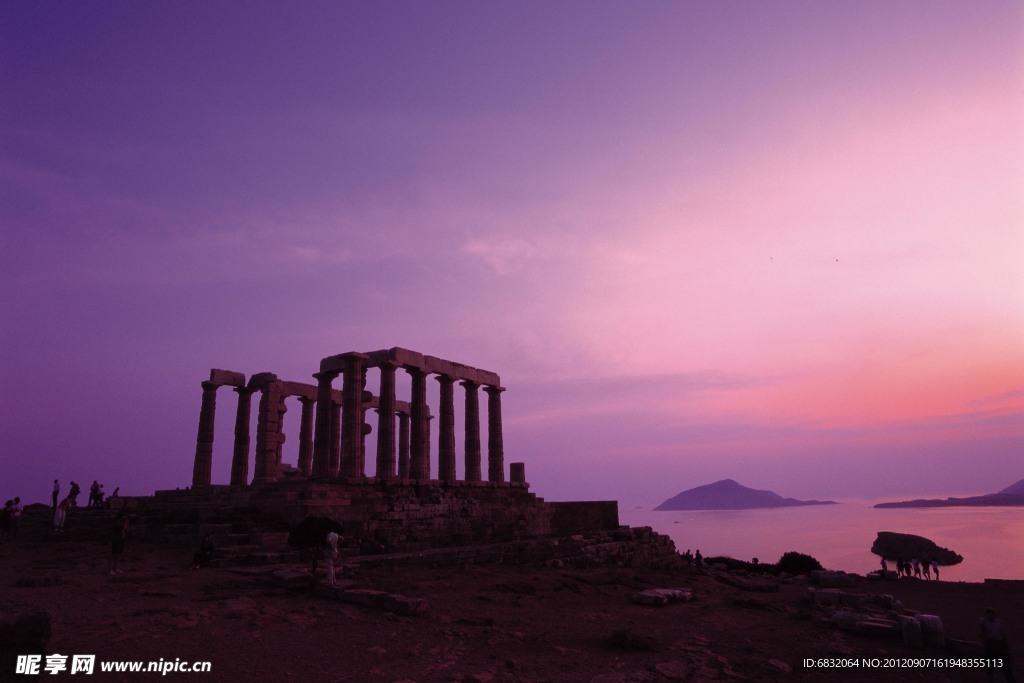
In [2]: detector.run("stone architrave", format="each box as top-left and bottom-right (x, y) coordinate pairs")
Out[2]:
(397, 411), (410, 478)
(192, 381), (219, 488)
(296, 396), (315, 476)
(408, 367), (429, 479)
(311, 370), (338, 478)
(460, 380), (482, 482)
(436, 375), (456, 482)
(230, 387), (254, 486)
(485, 385), (505, 483)
(375, 362), (398, 479)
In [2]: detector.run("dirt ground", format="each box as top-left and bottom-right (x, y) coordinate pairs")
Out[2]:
(1, 510), (1020, 683)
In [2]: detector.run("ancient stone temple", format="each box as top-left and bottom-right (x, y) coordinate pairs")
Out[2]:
(159, 347), (620, 551)
(190, 347), (511, 488)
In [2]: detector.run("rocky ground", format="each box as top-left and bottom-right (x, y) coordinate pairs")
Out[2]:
(1, 508), (1021, 682)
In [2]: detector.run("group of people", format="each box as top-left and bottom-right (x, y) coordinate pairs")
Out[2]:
(49, 479), (120, 533)
(0, 498), (23, 542)
(88, 480), (111, 508)
(882, 556), (941, 580)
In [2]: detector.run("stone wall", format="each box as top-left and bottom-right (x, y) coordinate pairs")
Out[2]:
(549, 501), (620, 535)
(144, 480), (616, 553)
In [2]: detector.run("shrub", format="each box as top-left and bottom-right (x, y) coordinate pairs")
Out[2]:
(776, 551), (823, 575)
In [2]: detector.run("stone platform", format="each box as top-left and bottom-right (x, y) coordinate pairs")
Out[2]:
(140, 479), (621, 557)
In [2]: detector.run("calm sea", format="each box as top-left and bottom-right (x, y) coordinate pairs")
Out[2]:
(620, 504), (1024, 583)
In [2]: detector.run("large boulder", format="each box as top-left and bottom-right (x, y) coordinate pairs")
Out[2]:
(871, 532), (962, 565)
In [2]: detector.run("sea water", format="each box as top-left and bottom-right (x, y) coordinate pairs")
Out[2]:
(620, 504), (1024, 583)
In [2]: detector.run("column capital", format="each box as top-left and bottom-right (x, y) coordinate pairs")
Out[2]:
(483, 385), (505, 394)
(201, 380), (219, 391)
(313, 369), (340, 382)
(434, 374), (455, 385)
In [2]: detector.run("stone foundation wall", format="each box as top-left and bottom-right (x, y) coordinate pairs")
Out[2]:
(144, 480), (610, 552)
(549, 501), (620, 534)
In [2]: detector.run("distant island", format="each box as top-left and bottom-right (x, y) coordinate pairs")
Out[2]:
(874, 479), (1024, 509)
(654, 479), (838, 511)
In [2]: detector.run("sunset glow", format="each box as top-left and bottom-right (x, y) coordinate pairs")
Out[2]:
(2, 1), (1021, 506)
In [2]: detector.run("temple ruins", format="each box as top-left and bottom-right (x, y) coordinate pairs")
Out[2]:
(149, 347), (622, 553)
(190, 347), (513, 488)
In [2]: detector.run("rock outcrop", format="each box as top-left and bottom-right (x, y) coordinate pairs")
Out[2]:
(870, 532), (962, 565)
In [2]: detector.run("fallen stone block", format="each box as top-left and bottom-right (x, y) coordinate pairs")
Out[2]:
(853, 619), (899, 638)
(917, 615), (944, 648)
(901, 616), (923, 649)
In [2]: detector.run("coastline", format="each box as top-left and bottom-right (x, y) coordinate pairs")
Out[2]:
(623, 504), (1024, 584)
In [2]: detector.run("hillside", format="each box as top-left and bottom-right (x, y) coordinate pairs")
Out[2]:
(874, 478), (1024, 508)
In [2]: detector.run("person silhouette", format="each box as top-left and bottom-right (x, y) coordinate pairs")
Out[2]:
(979, 607), (1016, 682)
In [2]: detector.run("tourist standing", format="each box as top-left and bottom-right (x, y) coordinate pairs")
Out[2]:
(109, 512), (130, 575)
(0, 500), (12, 542)
(68, 481), (81, 507)
(931, 559), (940, 581)
(53, 495), (72, 533)
(11, 497), (22, 537)
(192, 535), (214, 569)
(979, 607), (1016, 682)
(324, 531), (341, 586)
(51, 480), (60, 512)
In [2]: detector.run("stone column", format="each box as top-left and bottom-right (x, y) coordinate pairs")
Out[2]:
(229, 387), (254, 486)
(375, 362), (398, 479)
(485, 385), (505, 483)
(461, 380), (482, 482)
(436, 375), (456, 482)
(192, 381), (219, 488)
(329, 399), (342, 477)
(296, 396), (316, 476)
(510, 462), (526, 483)
(407, 367), (429, 479)
(311, 371), (338, 478)
(340, 354), (367, 478)
(424, 414), (433, 479)
(397, 411), (411, 478)
(253, 384), (286, 485)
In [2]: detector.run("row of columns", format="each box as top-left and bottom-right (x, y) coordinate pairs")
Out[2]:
(310, 355), (505, 484)
(192, 360), (506, 487)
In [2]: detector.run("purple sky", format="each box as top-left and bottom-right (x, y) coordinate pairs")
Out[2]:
(2, 2), (1022, 508)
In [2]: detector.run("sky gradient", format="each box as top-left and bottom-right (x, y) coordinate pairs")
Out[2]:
(2, 1), (1022, 507)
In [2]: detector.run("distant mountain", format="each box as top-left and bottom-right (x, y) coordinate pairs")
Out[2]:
(999, 479), (1024, 495)
(874, 478), (1024, 508)
(653, 479), (838, 511)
